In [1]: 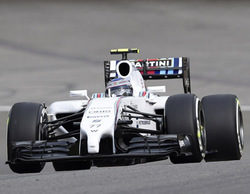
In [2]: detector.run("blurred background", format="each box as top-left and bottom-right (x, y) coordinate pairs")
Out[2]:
(0, 0), (250, 106)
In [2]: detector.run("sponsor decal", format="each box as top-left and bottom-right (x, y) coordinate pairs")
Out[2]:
(88, 110), (111, 114)
(92, 119), (101, 123)
(88, 106), (112, 114)
(87, 115), (110, 118)
(89, 107), (112, 110)
(89, 124), (102, 131)
(138, 120), (151, 125)
(130, 60), (172, 68)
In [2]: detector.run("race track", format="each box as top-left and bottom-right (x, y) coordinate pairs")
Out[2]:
(0, 111), (249, 194)
(0, 0), (250, 193)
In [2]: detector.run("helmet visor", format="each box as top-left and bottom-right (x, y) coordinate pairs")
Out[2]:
(110, 85), (133, 97)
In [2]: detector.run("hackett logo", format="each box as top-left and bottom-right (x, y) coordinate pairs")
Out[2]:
(130, 60), (172, 68)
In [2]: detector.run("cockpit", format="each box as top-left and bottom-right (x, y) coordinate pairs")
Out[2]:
(106, 78), (133, 97)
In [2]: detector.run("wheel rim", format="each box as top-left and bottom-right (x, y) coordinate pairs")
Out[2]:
(196, 99), (206, 158)
(39, 107), (48, 140)
(236, 99), (244, 154)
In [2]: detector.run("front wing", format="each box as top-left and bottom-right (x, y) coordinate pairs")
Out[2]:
(7, 135), (192, 164)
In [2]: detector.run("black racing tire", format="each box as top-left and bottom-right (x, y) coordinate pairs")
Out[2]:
(165, 94), (206, 164)
(53, 161), (91, 171)
(7, 102), (47, 173)
(202, 95), (244, 161)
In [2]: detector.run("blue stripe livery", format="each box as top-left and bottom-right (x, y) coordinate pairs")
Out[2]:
(160, 70), (166, 75)
(174, 58), (179, 75)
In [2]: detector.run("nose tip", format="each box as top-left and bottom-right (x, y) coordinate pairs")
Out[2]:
(88, 145), (100, 154)
(87, 136), (100, 154)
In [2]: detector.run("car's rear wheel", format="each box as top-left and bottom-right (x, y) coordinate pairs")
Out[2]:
(165, 94), (206, 164)
(7, 102), (47, 173)
(202, 95), (244, 161)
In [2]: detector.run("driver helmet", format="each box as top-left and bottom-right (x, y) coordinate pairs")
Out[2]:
(106, 78), (133, 97)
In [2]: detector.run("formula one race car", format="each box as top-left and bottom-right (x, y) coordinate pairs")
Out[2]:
(6, 48), (244, 173)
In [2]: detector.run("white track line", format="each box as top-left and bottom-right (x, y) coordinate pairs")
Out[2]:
(0, 105), (250, 112)
(0, 106), (11, 112)
(242, 105), (250, 111)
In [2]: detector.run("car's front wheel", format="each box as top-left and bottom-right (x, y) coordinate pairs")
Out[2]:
(165, 94), (206, 164)
(7, 102), (47, 173)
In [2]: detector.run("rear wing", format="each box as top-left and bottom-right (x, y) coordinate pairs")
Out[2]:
(104, 57), (191, 93)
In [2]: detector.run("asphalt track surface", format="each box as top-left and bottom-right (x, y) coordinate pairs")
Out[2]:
(0, 0), (250, 193)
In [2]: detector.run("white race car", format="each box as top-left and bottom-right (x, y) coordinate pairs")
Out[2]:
(7, 48), (244, 173)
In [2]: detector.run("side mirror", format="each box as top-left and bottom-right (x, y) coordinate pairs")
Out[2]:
(70, 90), (90, 100)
